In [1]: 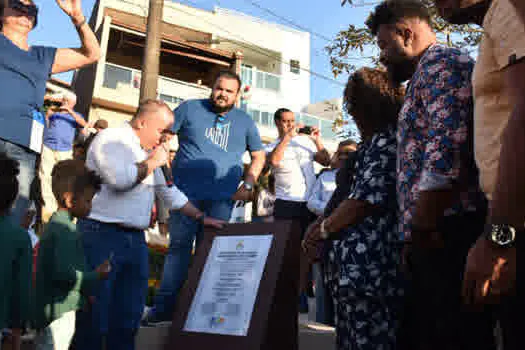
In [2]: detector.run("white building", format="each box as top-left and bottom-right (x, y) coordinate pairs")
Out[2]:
(73, 0), (338, 149)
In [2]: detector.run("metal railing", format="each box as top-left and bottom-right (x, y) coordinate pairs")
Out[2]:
(241, 65), (281, 93)
(245, 107), (338, 141)
(102, 62), (209, 106)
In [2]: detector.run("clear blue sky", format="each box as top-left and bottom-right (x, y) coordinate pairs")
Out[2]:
(29, 0), (377, 104)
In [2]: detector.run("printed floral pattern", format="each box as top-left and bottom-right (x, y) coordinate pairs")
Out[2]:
(325, 127), (403, 350)
(397, 45), (481, 241)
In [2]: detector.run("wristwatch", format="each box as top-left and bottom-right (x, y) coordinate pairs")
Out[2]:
(244, 182), (254, 191)
(485, 223), (518, 247)
(320, 220), (330, 240)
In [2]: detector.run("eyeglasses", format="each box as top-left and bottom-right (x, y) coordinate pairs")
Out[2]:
(215, 114), (227, 130)
(8, 0), (38, 27)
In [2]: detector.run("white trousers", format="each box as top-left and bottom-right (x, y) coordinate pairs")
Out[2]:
(38, 145), (73, 223)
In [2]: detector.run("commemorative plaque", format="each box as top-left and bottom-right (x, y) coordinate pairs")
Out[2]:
(167, 221), (301, 350)
(183, 235), (273, 336)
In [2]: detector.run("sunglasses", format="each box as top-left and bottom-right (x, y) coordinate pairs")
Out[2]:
(215, 114), (227, 130)
(8, 0), (38, 27)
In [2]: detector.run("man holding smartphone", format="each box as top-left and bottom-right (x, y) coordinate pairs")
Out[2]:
(266, 108), (331, 317)
(39, 92), (87, 223)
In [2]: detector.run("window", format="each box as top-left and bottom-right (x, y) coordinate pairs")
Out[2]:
(261, 111), (271, 126)
(241, 65), (253, 87)
(103, 65), (132, 89)
(159, 94), (172, 103)
(255, 71), (280, 92)
(290, 60), (300, 74)
(159, 94), (184, 107)
(320, 119), (337, 140)
(249, 109), (261, 124)
(265, 74), (280, 91)
(300, 114), (319, 128)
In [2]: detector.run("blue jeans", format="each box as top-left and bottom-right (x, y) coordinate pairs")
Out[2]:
(0, 139), (37, 225)
(152, 199), (234, 321)
(73, 219), (149, 350)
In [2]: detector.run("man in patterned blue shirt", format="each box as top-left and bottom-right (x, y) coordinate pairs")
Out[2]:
(367, 1), (495, 350)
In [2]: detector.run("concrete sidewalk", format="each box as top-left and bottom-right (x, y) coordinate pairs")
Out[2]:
(136, 297), (335, 350)
(136, 316), (335, 350)
(14, 299), (334, 350)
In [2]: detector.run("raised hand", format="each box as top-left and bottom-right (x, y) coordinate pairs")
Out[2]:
(149, 143), (170, 168)
(56, 0), (84, 22)
(309, 126), (321, 142)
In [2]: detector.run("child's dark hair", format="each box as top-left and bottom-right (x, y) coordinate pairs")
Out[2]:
(0, 151), (19, 214)
(51, 160), (102, 207)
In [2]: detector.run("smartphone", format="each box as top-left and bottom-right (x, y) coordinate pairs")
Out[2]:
(44, 100), (62, 108)
(297, 126), (312, 135)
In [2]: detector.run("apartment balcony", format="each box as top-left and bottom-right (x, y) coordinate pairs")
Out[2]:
(241, 65), (281, 93)
(99, 63), (338, 148)
(100, 63), (211, 109)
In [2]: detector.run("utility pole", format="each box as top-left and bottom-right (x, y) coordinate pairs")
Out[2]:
(140, 0), (164, 100)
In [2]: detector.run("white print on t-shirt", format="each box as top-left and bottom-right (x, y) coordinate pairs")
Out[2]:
(205, 123), (231, 152)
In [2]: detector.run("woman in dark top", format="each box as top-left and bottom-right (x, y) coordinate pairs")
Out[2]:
(303, 68), (405, 350)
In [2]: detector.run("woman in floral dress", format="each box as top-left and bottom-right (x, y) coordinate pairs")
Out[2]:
(303, 67), (405, 350)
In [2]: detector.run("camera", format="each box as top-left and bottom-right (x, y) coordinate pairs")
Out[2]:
(44, 100), (63, 109)
(297, 126), (312, 135)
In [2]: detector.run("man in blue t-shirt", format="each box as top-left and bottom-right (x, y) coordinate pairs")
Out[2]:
(39, 91), (87, 223)
(0, 0), (101, 226)
(145, 71), (266, 323)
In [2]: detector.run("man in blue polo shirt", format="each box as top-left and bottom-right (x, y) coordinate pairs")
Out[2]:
(39, 91), (87, 223)
(144, 71), (266, 324)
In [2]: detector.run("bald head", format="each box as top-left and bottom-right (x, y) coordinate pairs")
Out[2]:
(131, 99), (174, 150)
(133, 99), (173, 121)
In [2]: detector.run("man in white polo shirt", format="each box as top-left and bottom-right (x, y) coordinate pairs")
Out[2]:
(266, 107), (331, 315)
(266, 109), (331, 210)
(72, 100), (224, 350)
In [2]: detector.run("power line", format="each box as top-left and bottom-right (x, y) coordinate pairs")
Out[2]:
(240, 0), (334, 44)
(237, 0), (350, 62)
(116, 0), (363, 86)
(238, 0), (376, 62)
(172, 0), (349, 86)
(245, 0), (378, 60)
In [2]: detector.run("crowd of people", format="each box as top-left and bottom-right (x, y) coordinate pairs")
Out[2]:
(0, 0), (521, 350)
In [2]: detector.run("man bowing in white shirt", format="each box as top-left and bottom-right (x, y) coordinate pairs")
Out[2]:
(72, 99), (224, 350)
